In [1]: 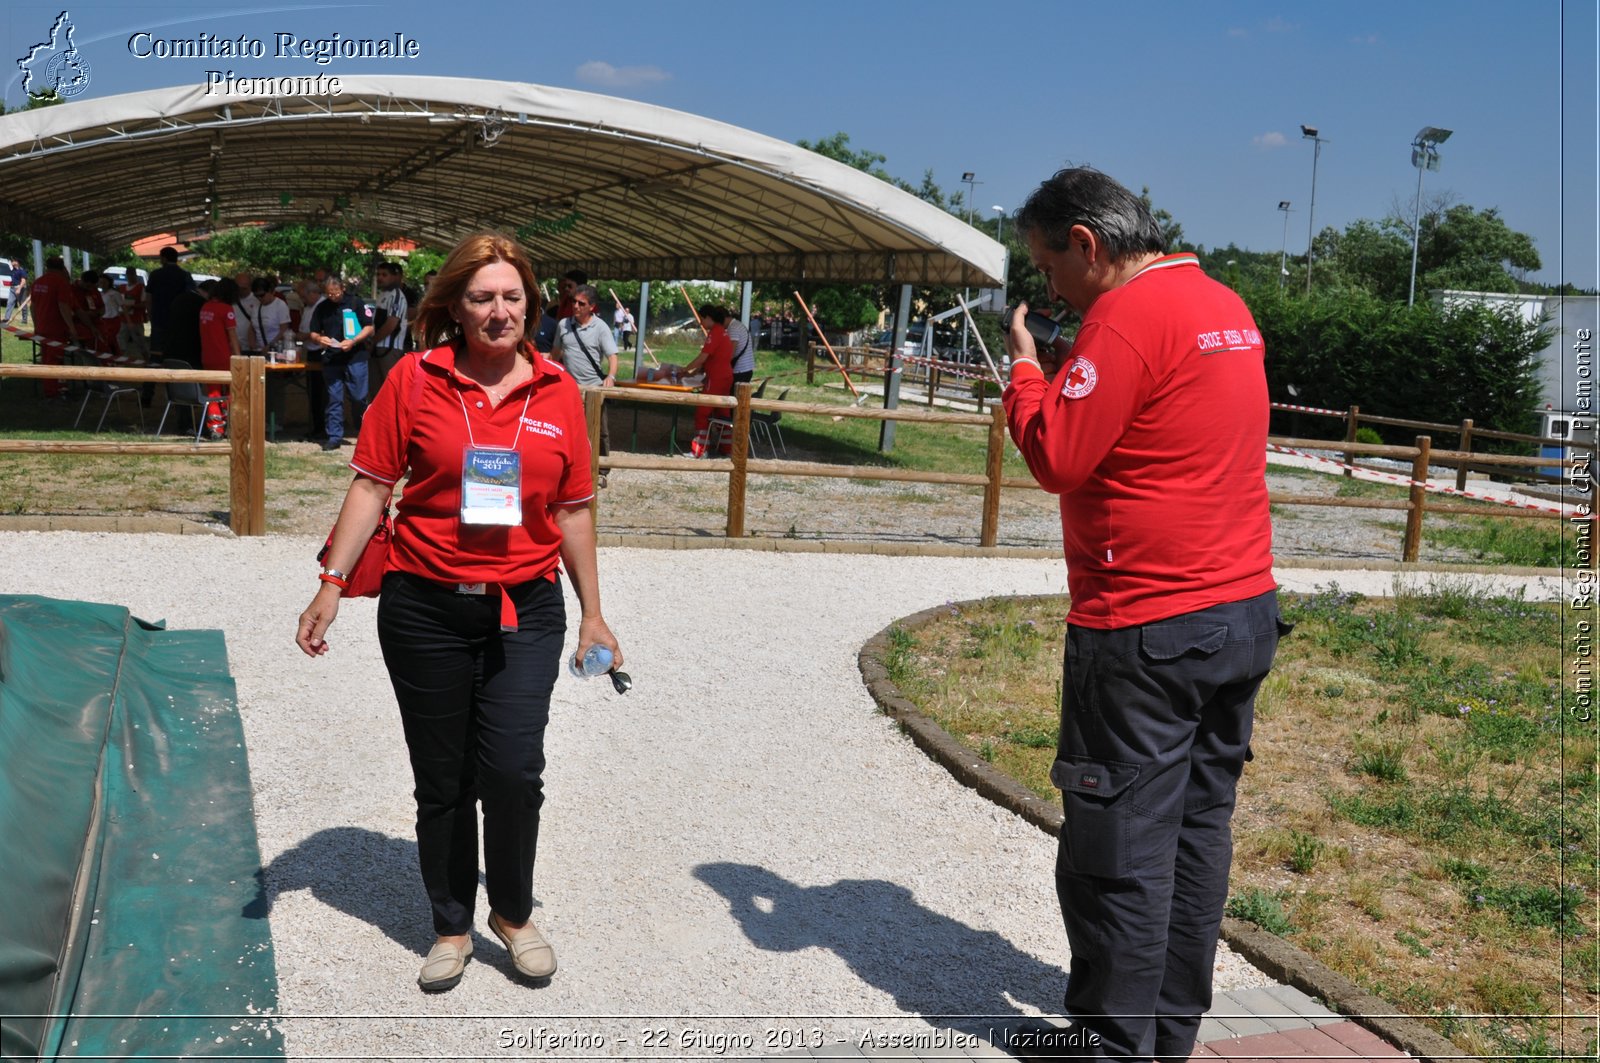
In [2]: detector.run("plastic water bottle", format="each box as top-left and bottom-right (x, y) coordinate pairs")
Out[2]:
(568, 644), (613, 679)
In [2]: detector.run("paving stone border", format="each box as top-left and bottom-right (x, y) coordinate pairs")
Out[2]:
(857, 592), (1460, 1063)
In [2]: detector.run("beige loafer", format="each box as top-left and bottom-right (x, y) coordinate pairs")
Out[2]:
(418, 937), (471, 992)
(489, 911), (557, 979)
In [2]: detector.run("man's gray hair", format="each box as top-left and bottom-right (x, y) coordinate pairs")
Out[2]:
(573, 284), (600, 305)
(1014, 167), (1166, 261)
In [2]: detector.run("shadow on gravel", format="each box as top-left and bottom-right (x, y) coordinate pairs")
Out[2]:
(258, 826), (533, 959)
(694, 862), (1064, 1024)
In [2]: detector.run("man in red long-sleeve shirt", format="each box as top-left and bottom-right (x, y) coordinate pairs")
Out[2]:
(1001, 168), (1287, 1063)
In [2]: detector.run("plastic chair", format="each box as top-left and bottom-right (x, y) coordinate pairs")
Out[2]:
(155, 359), (225, 441)
(708, 379), (775, 457)
(751, 387), (788, 456)
(71, 348), (145, 433)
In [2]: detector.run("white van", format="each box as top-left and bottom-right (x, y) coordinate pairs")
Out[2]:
(0, 257), (14, 299)
(102, 265), (149, 288)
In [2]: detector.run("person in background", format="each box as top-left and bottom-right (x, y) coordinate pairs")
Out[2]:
(96, 273), (124, 356)
(73, 270), (105, 352)
(724, 308), (755, 386)
(533, 269), (586, 352)
(295, 230), (623, 995)
(197, 277), (242, 439)
(4, 262), (29, 324)
(550, 284), (618, 486)
(246, 276), (293, 354)
(681, 304), (734, 457)
(1000, 166), (1285, 1062)
(145, 246), (195, 406)
(370, 261), (410, 393)
(308, 276), (374, 451)
(235, 274), (264, 354)
(145, 246), (194, 357)
(28, 256), (78, 399)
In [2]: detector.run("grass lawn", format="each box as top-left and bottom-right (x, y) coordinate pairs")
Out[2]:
(885, 579), (1595, 1058)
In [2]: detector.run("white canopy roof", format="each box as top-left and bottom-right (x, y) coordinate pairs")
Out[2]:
(0, 76), (1006, 286)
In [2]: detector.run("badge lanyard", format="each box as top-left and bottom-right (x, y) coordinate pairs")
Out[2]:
(456, 383), (534, 526)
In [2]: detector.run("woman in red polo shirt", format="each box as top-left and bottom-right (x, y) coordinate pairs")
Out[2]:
(294, 232), (622, 995)
(682, 304), (734, 456)
(197, 278), (241, 438)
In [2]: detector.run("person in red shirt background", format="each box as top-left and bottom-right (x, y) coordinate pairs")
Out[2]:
(28, 256), (81, 399)
(198, 277), (242, 438)
(1000, 167), (1286, 1062)
(73, 270), (105, 352)
(681, 304), (734, 457)
(296, 231), (623, 995)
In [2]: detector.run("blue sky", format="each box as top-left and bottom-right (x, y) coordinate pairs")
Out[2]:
(5, 1), (1596, 289)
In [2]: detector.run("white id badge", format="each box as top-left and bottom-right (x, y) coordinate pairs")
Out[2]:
(459, 447), (523, 525)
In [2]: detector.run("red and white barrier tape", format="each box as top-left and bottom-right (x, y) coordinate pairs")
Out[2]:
(3, 323), (148, 364)
(1268, 443), (1577, 516)
(894, 351), (996, 383)
(1271, 401), (1347, 417)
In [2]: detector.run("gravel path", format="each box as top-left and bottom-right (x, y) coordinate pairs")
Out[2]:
(0, 533), (1568, 1059)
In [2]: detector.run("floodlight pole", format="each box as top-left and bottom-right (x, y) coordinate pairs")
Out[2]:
(961, 171), (979, 358)
(1301, 125), (1326, 295)
(1277, 201), (1292, 289)
(993, 205), (1006, 242)
(1408, 126), (1452, 307)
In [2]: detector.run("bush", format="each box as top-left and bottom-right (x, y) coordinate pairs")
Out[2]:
(1247, 285), (1547, 439)
(1354, 427), (1384, 446)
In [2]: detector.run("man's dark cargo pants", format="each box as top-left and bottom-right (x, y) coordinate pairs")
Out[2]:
(1051, 589), (1286, 1061)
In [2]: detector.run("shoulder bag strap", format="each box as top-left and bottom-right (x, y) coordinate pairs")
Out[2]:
(566, 318), (605, 380)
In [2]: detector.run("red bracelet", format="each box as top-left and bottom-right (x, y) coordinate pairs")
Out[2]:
(318, 572), (349, 590)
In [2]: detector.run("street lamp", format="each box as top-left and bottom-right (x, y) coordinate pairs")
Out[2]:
(959, 171), (980, 356)
(1301, 124), (1327, 295)
(1277, 200), (1293, 288)
(992, 204), (1006, 242)
(1408, 126), (1452, 306)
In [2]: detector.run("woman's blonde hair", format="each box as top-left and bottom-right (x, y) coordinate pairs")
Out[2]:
(413, 231), (544, 352)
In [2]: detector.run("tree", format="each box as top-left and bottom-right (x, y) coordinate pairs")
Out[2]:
(1418, 204), (1542, 293)
(1302, 200), (1543, 300)
(1244, 282), (1546, 438)
(197, 224), (379, 280)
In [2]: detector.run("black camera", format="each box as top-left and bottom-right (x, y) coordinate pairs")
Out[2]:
(1001, 308), (1061, 348)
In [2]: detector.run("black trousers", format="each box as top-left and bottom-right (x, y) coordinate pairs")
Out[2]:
(1053, 589), (1285, 1061)
(377, 572), (565, 936)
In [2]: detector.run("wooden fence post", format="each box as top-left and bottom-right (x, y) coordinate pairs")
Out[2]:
(805, 342), (816, 385)
(725, 382), (753, 538)
(1456, 418), (1474, 491)
(926, 362), (938, 408)
(980, 403), (1006, 547)
(228, 354), (266, 535)
(585, 389), (604, 520)
(1403, 434), (1431, 562)
(1343, 405), (1360, 478)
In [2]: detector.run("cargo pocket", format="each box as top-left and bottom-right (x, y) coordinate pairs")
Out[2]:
(1050, 755), (1141, 880)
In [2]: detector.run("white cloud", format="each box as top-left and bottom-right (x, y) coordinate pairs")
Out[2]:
(575, 61), (671, 88)
(1351, 33), (1381, 45)
(1263, 16), (1295, 33)
(1227, 27), (1248, 38)
(1253, 132), (1289, 149)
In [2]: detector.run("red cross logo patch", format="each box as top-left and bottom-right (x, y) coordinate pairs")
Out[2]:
(1060, 356), (1098, 399)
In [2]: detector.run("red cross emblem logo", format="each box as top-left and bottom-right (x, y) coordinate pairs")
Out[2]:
(1060, 356), (1098, 399)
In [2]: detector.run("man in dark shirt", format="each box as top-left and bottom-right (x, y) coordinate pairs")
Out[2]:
(161, 280), (212, 434)
(144, 246), (195, 404)
(307, 277), (374, 451)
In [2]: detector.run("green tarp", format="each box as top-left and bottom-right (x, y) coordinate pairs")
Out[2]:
(0, 596), (280, 1060)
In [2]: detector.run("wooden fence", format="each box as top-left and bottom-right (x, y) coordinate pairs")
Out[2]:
(1272, 402), (1594, 488)
(0, 356), (267, 535)
(0, 359), (1584, 561)
(588, 383), (1588, 562)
